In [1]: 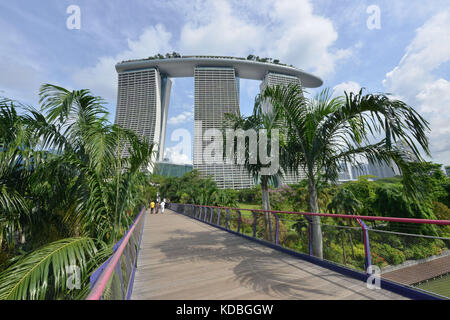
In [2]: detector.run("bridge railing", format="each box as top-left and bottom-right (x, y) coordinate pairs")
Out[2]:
(171, 203), (450, 299)
(86, 206), (146, 300)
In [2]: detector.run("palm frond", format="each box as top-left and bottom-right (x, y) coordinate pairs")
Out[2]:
(0, 237), (96, 300)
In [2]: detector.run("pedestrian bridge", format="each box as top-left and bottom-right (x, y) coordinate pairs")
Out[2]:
(131, 210), (403, 300)
(86, 205), (450, 300)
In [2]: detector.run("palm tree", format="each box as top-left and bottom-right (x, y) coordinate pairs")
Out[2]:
(262, 84), (430, 259)
(28, 84), (155, 242)
(224, 95), (284, 242)
(0, 84), (155, 299)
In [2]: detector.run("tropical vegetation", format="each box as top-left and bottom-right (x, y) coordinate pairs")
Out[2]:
(0, 85), (155, 299)
(258, 84), (431, 258)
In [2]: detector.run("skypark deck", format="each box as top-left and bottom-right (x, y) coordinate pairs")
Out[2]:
(115, 56), (323, 87)
(131, 209), (406, 300)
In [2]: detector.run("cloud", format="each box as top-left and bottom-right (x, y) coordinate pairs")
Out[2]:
(72, 24), (173, 103)
(0, 18), (47, 103)
(382, 10), (450, 164)
(333, 81), (361, 97)
(164, 146), (192, 165)
(74, 0), (352, 104)
(178, 0), (353, 78)
(168, 111), (193, 125)
(0, 56), (43, 103)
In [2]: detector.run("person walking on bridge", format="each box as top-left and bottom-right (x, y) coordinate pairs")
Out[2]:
(160, 200), (165, 214)
(150, 201), (155, 214)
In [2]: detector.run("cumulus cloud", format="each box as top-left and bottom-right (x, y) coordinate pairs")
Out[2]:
(72, 24), (173, 103)
(167, 111), (194, 125)
(178, 0), (352, 78)
(0, 20), (47, 103)
(332, 81), (361, 97)
(382, 10), (450, 164)
(73, 0), (353, 104)
(164, 146), (192, 165)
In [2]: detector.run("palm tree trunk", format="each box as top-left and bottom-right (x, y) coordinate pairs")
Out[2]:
(308, 176), (323, 259)
(261, 177), (273, 242)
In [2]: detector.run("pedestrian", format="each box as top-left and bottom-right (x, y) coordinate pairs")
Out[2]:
(155, 202), (159, 214)
(160, 200), (165, 214)
(150, 201), (155, 214)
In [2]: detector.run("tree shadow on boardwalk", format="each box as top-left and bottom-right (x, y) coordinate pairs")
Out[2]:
(151, 221), (387, 300)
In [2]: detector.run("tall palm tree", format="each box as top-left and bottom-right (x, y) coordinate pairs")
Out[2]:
(225, 95), (284, 242)
(27, 84), (155, 242)
(0, 84), (155, 299)
(262, 84), (430, 258)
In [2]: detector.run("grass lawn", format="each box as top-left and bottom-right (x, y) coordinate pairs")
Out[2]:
(237, 203), (262, 210)
(415, 273), (450, 298)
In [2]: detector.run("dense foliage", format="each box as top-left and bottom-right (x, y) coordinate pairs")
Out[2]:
(0, 85), (155, 299)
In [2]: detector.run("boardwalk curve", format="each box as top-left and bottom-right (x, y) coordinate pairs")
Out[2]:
(131, 209), (407, 300)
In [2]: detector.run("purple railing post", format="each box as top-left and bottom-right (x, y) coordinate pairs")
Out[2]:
(216, 208), (221, 225)
(252, 211), (257, 238)
(306, 216), (313, 256)
(203, 207), (207, 221)
(236, 210), (242, 233)
(225, 209), (230, 229)
(357, 218), (372, 273)
(209, 207), (214, 224)
(275, 213), (280, 246)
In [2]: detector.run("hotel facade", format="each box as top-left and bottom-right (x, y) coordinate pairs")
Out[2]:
(114, 56), (322, 188)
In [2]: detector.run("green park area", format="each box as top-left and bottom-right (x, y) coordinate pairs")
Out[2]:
(415, 274), (450, 298)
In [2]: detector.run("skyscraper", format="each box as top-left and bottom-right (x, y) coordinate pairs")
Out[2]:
(115, 67), (171, 162)
(114, 56), (322, 188)
(193, 67), (253, 189)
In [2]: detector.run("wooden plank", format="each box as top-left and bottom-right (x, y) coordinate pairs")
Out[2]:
(382, 255), (450, 285)
(131, 210), (408, 300)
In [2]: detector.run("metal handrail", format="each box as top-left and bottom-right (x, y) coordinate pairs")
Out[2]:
(86, 206), (146, 300)
(183, 204), (450, 226)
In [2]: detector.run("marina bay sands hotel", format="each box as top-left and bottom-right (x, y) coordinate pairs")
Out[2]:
(114, 56), (322, 189)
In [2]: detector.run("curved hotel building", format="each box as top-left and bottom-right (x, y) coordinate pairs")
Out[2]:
(114, 56), (322, 188)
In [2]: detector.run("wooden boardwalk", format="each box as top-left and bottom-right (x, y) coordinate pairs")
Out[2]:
(131, 209), (407, 300)
(382, 255), (450, 285)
